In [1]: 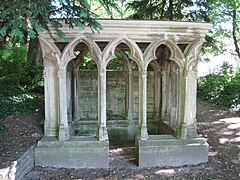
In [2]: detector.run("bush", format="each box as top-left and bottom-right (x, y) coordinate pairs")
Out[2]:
(0, 124), (5, 136)
(0, 45), (43, 95)
(0, 93), (38, 119)
(0, 44), (42, 120)
(198, 62), (240, 110)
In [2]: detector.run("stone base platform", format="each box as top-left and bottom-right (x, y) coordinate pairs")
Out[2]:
(136, 135), (209, 167)
(34, 136), (109, 168)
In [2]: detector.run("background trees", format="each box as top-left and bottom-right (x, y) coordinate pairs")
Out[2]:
(0, 0), (239, 113)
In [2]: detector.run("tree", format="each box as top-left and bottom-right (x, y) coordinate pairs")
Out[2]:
(127, 0), (210, 21)
(205, 0), (240, 61)
(0, 0), (117, 47)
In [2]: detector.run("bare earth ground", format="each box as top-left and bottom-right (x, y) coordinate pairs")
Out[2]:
(0, 99), (239, 179)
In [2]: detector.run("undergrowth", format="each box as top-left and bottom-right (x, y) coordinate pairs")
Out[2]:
(0, 93), (38, 119)
(198, 62), (240, 111)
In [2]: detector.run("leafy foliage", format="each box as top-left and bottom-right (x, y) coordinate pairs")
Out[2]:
(0, 45), (41, 132)
(0, 93), (38, 119)
(0, 45), (43, 95)
(127, 0), (210, 21)
(0, 124), (5, 136)
(0, 0), (101, 46)
(198, 62), (240, 110)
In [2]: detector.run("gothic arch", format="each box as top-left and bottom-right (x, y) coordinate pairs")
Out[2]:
(184, 39), (205, 71)
(102, 37), (143, 69)
(61, 37), (102, 69)
(144, 38), (184, 69)
(39, 37), (61, 68)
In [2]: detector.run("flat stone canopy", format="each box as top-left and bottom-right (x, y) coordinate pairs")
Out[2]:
(35, 19), (212, 168)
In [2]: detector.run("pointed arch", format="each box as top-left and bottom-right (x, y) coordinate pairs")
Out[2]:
(184, 39), (205, 70)
(115, 48), (132, 70)
(144, 38), (184, 69)
(61, 37), (102, 69)
(102, 37), (143, 70)
(39, 37), (61, 68)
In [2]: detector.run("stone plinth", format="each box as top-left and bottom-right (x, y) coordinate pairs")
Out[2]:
(136, 135), (208, 167)
(35, 136), (109, 168)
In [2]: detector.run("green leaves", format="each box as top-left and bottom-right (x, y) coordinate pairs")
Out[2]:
(11, 29), (24, 39)
(198, 62), (240, 109)
(0, 0), (102, 46)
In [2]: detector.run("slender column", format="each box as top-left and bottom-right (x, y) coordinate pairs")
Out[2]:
(97, 68), (108, 141)
(58, 68), (70, 141)
(161, 69), (167, 122)
(175, 69), (187, 139)
(138, 69), (148, 140)
(73, 68), (80, 121)
(127, 69), (134, 120)
(127, 69), (135, 139)
(170, 66), (177, 128)
(154, 69), (161, 121)
(185, 69), (198, 137)
(66, 66), (72, 122)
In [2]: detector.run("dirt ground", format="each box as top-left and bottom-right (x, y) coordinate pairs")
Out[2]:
(0, 100), (239, 180)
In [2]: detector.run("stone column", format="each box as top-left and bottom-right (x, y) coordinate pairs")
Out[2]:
(185, 69), (198, 137)
(161, 69), (167, 122)
(43, 63), (58, 137)
(154, 69), (161, 122)
(175, 68), (187, 139)
(137, 69), (148, 140)
(97, 68), (108, 141)
(58, 68), (70, 141)
(66, 65), (72, 123)
(73, 68), (80, 121)
(127, 69), (135, 140)
(170, 65), (178, 128)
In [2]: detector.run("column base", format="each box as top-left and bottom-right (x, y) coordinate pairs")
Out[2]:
(58, 125), (70, 141)
(97, 125), (109, 141)
(136, 126), (148, 140)
(136, 135), (208, 167)
(35, 136), (109, 168)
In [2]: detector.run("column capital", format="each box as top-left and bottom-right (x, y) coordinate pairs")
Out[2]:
(99, 68), (106, 77)
(141, 69), (147, 76)
(128, 69), (133, 76)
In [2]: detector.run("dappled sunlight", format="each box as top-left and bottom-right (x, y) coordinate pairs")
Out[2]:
(110, 148), (123, 153)
(208, 151), (218, 156)
(219, 117), (240, 124)
(155, 169), (176, 176)
(230, 152), (240, 164)
(132, 174), (145, 179)
(211, 117), (240, 144)
(219, 138), (229, 144)
(222, 131), (234, 135)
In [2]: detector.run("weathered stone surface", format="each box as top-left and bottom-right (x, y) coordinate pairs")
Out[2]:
(136, 135), (209, 167)
(34, 136), (109, 168)
(0, 147), (34, 180)
(39, 19), (212, 167)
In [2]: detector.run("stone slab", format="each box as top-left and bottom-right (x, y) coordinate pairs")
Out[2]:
(136, 135), (209, 167)
(34, 136), (109, 168)
(0, 146), (34, 180)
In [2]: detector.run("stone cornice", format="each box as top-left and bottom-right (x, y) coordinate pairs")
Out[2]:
(39, 19), (212, 42)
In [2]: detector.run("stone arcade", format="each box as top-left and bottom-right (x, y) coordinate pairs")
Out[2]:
(34, 20), (212, 168)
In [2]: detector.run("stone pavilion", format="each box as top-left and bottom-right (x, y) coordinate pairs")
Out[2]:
(35, 19), (212, 168)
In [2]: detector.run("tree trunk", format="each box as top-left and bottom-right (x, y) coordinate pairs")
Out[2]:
(232, 9), (240, 60)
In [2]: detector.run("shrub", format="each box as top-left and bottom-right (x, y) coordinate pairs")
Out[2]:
(0, 93), (38, 119)
(198, 62), (240, 110)
(0, 45), (43, 95)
